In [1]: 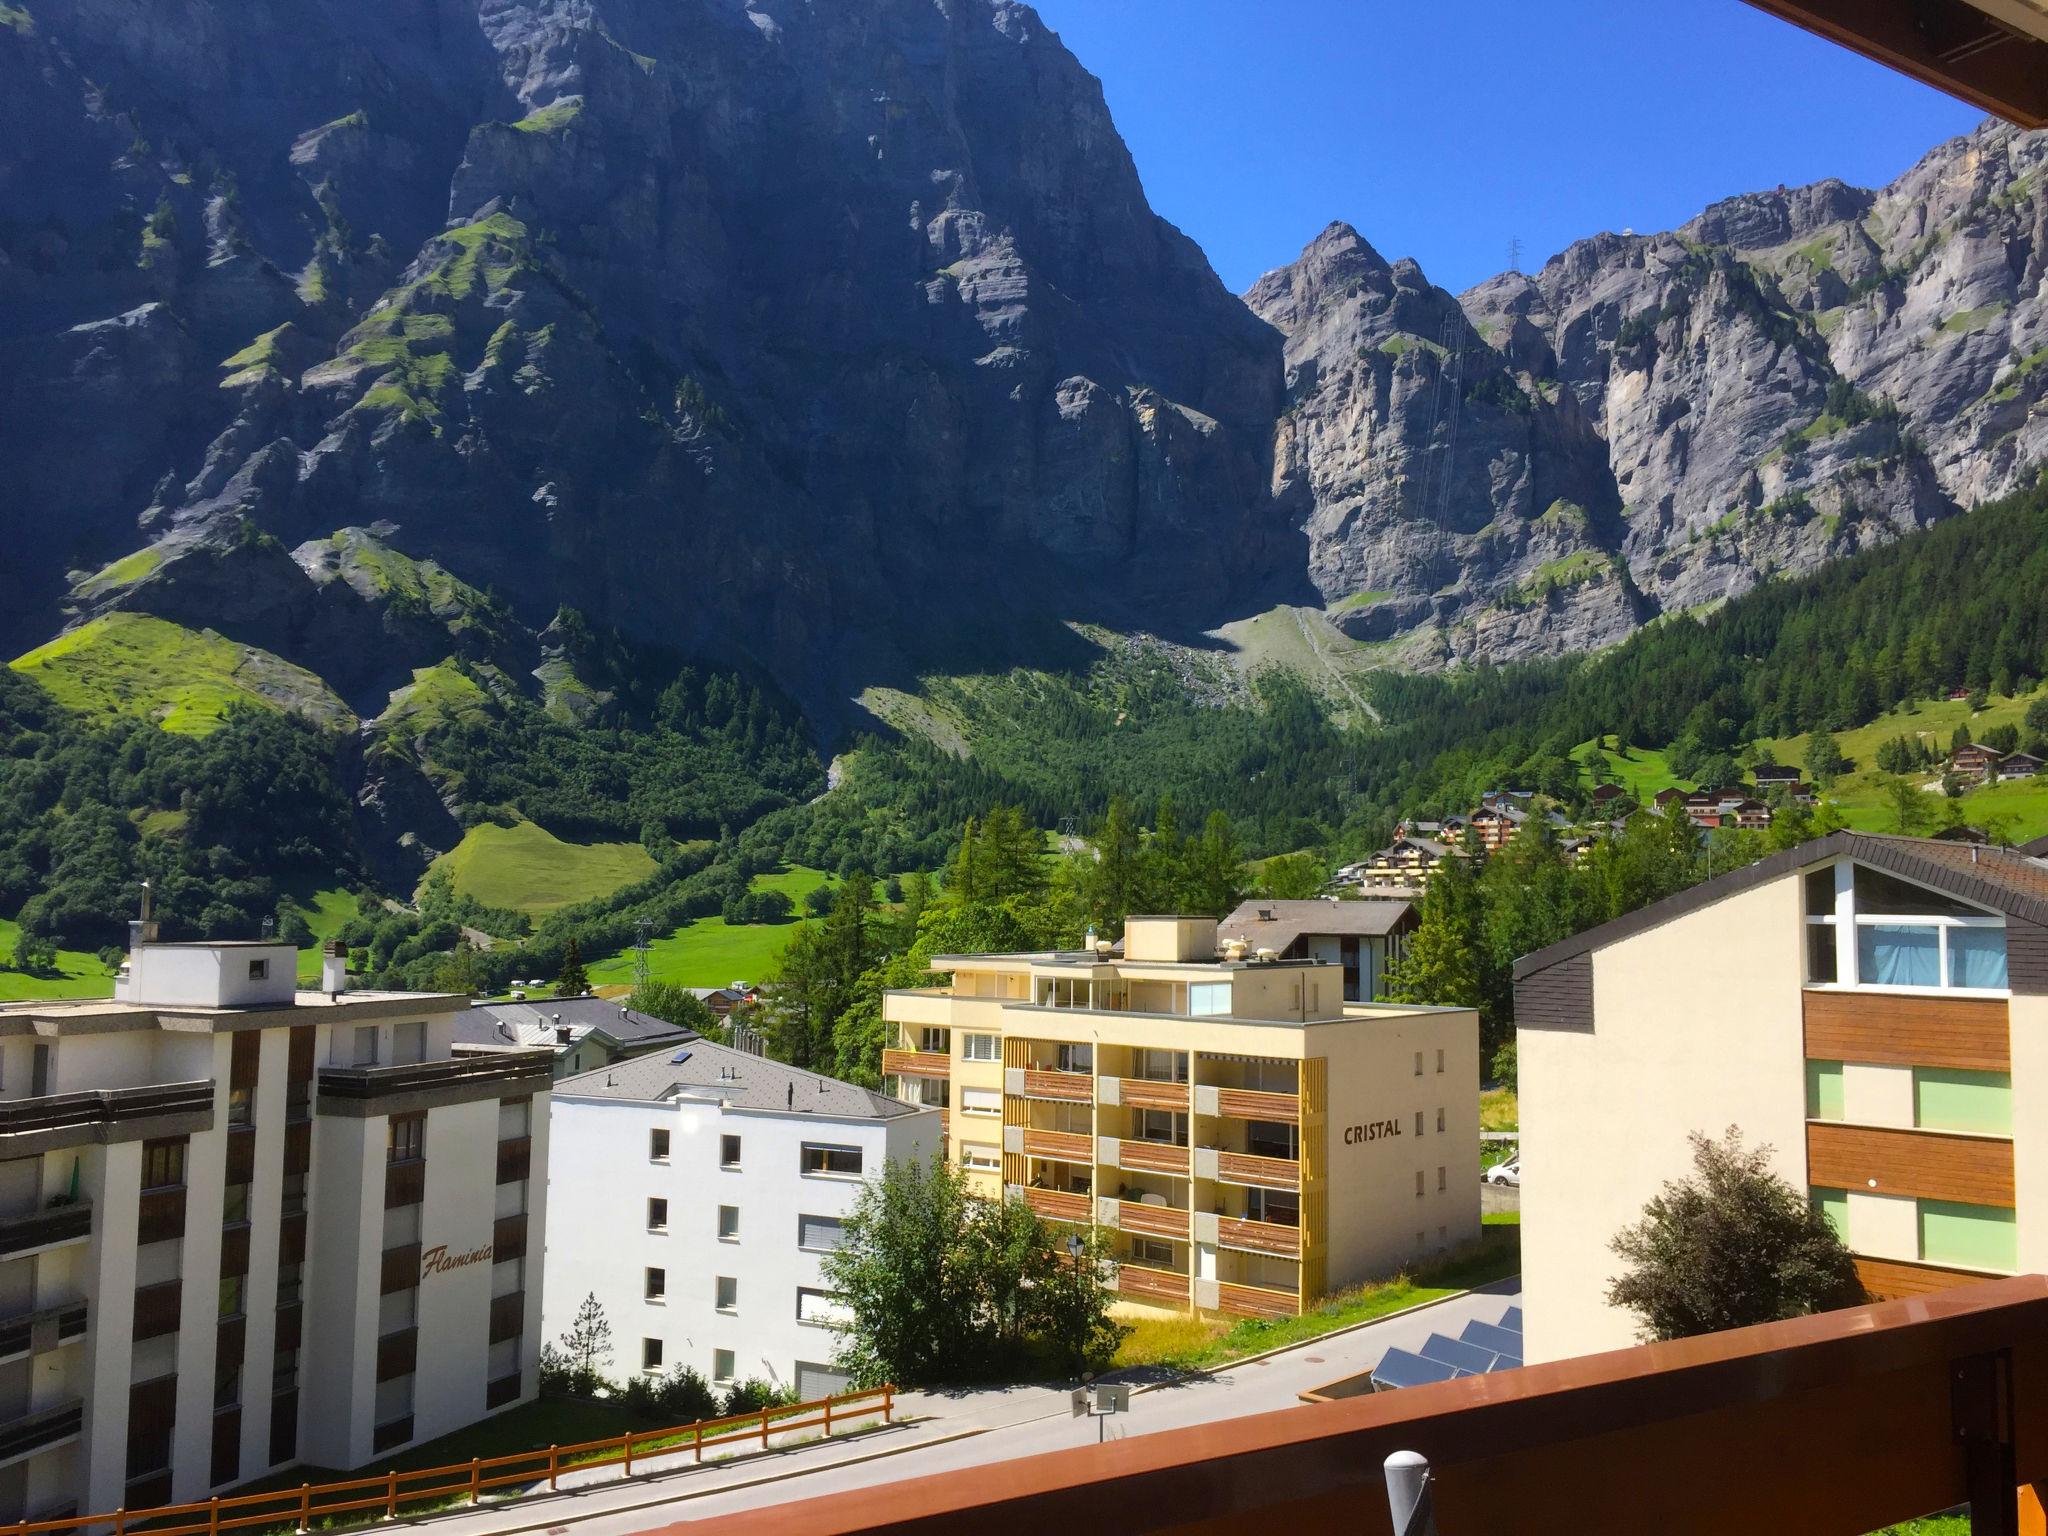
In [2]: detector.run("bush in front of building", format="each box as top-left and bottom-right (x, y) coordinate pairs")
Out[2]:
(1607, 1126), (1866, 1341)
(824, 1152), (1123, 1387)
(718, 1377), (801, 1416)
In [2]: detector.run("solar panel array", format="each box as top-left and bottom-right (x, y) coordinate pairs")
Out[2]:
(1368, 1305), (1524, 1391)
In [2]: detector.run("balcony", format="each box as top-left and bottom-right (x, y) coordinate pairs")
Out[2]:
(1208, 1087), (1300, 1125)
(1114, 1264), (1188, 1306)
(1205, 1150), (1301, 1191)
(1215, 1280), (1298, 1320)
(1009, 1067), (1092, 1104)
(0, 1302), (86, 1363)
(1117, 1139), (1191, 1177)
(0, 1080), (212, 1157)
(0, 1400), (82, 1467)
(1013, 1186), (1091, 1225)
(1216, 1215), (1301, 1258)
(1110, 1077), (1189, 1114)
(317, 1052), (552, 1116)
(1118, 1201), (1189, 1242)
(712, 1277), (2048, 1536)
(0, 1202), (91, 1262)
(881, 1049), (952, 1081)
(1020, 1128), (1091, 1163)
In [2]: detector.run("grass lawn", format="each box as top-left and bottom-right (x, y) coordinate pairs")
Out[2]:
(1480, 1087), (1518, 1131)
(1113, 1223), (1519, 1372)
(0, 918), (116, 1001)
(1761, 688), (2039, 782)
(1871, 1518), (1967, 1535)
(426, 821), (657, 918)
(1573, 737), (1686, 800)
(587, 865), (840, 989)
(289, 888), (361, 984)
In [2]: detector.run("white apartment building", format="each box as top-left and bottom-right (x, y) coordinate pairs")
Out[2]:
(0, 927), (551, 1523)
(544, 1042), (938, 1401)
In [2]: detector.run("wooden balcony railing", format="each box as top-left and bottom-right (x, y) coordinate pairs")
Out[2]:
(1019, 1187), (1091, 1225)
(317, 1052), (551, 1115)
(1119, 1202), (1189, 1241)
(1216, 1216), (1301, 1257)
(1215, 1151), (1300, 1189)
(1022, 1128), (1092, 1163)
(0, 1081), (212, 1154)
(1215, 1280), (1298, 1320)
(1120, 1139), (1190, 1176)
(1021, 1069), (1093, 1103)
(1118, 1078), (1190, 1113)
(881, 1049), (952, 1082)
(0, 1202), (92, 1262)
(1214, 1087), (1299, 1125)
(710, 1276), (2048, 1536)
(1114, 1264), (1188, 1306)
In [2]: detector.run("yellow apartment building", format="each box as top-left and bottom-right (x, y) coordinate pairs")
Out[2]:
(880, 917), (1480, 1320)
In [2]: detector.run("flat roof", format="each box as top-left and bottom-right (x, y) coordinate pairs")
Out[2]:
(557, 1037), (925, 1119)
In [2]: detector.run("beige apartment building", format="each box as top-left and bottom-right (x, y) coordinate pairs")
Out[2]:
(1515, 831), (2048, 1365)
(881, 917), (1479, 1320)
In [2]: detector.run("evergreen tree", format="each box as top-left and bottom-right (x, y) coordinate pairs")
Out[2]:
(1182, 811), (1245, 917)
(555, 935), (589, 997)
(1083, 797), (1146, 934)
(557, 1293), (614, 1393)
(1380, 858), (1484, 1012)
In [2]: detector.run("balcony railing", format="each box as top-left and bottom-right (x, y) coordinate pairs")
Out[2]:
(1022, 1128), (1092, 1163)
(1015, 1187), (1091, 1225)
(0, 1302), (86, 1362)
(712, 1276), (2048, 1536)
(1213, 1087), (1299, 1125)
(0, 1400), (82, 1466)
(881, 1049), (951, 1082)
(1215, 1280), (1297, 1320)
(1216, 1216), (1301, 1257)
(1214, 1151), (1300, 1190)
(1120, 1139), (1190, 1176)
(1117, 1077), (1190, 1113)
(0, 1081), (213, 1149)
(1114, 1264), (1188, 1306)
(1119, 1202), (1189, 1241)
(1019, 1069), (1092, 1103)
(0, 1203), (91, 1262)
(318, 1052), (551, 1113)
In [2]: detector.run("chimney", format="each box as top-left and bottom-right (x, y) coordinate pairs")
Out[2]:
(1257, 907), (1273, 922)
(786, 1082), (793, 1108)
(556, 1027), (572, 1045)
(320, 939), (347, 997)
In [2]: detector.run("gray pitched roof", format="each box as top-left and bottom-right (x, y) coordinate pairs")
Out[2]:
(463, 997), (696, 1050)
(555, 1037), (924, 1120)
(1218, 899), (1417, 952)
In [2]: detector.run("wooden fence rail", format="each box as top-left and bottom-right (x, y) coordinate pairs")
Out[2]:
(3, 1386), (895, 1536)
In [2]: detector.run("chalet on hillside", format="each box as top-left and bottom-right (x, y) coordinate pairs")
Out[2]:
(1218, 897), (1419, 1003)
(2000, 752), (2044, 780)
(1753, 764), (1803, 785)
(1653, 788), (1688, 810)
(1361, 836), (1458, 887)
(1950, 744), (2005, 781)
(1589, 783), (1628, 806)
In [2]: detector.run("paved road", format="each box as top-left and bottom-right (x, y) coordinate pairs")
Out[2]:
(419, 1277), (1521, 1536)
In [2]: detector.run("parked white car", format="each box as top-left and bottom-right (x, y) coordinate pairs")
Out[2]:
(1483, 1155), (1520, 1187)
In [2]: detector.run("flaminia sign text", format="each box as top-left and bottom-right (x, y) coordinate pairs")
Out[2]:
(420, 1242), (494, 1280)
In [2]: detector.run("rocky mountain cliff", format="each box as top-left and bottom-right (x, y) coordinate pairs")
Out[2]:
(4, 0), (2048, 773)
(1251, 121), (2048, 665)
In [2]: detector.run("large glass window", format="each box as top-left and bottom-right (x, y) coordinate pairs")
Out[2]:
(1857, 924), (1940, 987)
(1807, 861), (2008, 992)
(1188, 983), (1231, 1017)
(1949, 926), (2010, 989)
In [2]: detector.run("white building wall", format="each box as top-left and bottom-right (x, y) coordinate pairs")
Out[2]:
(414, 1097), (499, 1444)
(78, 1141), (140, 1515)
(302, 1115), (379, 1471)
(235, 1028), (288, 1481)
(168, 1035), (229, 1504)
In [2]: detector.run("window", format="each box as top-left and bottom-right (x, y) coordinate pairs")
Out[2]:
(488, 1338), (519, 1380)
(273, 1349), (300, 1396)
(962, 1034), (998, 1062)
(374, 1373), (413, 1430)
(1806, 1060), (1845, 1121)
(498, 1098), (531, 1139)
(1437, 1165), (1446, 1192)
(1130, 1237), (1173, 1266)
(715, 1276), (737, 1313)
(1053, 1042), (1092, 1074)
(379, 1287), (417, 1336)
(1858, 924), (1941, 987)
(1414, 1111), (1424, 1137)
(276, 1262), (302, 1308)
(1245, 1187), (1299, 1226)
(718, 1205), (740, 1241)
(796, 1287), (848, 1327)
(383, 1202), (421, 1249)
(136, 1239), (180, 1288)
(802, 1144), (863, 1178)
(1413, 1052), (1423, 1077)
(387, 1113), (424, 1163)
(392, 1021), (426, 1065)
(915, 1027), (950, 1054)
(491, 1257), (522, 1299)
(248, 959), (268, 983)
(720, 1134), (742, 1169)
(131, 1334), (177, 1385)
(1136, 1108), (1188, 1146)
(280, 1171), (307, 1217)
(647, 1198), (668, 1232)
(1436, 1049), (1445, 1074)
(219, 1275), (246, 1321)
(645, 1267), (666, 1302)
(142, 1138), (185, 1191)
(495, 1179), (526, 1219)
(1414, 1170), (1425, 1199)
(1914, 1068), (2013, 1135)
(1188, 982), (1231, 1017)
(228, 1086), (253, 1127)
(798, 1214), (844, 1251)
(1919, 1199), (2017, 1272)
(1807, 861), (2009, 991)
(222, 1182), (250, 1226)
(960, 1087), (1001, 1117)
(713, 1349), (735, 1384)
(353, 1026), (380, 1067)
(214, 1359), (241, 1410)
(1436, 1108), (1445, 1133)
(961, 1144), (1000, 1172)
(650, 1128), (671, 1162)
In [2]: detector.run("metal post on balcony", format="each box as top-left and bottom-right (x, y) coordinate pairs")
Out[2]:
(1384, 1450), (1437, 1536)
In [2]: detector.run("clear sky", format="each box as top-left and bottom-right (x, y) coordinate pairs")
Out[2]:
(1026, 0), (1986, 296)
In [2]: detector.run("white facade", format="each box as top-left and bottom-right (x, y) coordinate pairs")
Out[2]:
(545, 1052), (937, 1400)
(0, 936), (552, 1523)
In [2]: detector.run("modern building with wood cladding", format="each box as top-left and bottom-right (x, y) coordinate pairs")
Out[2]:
(880, 917), (1480, 1321)
(0, 920), (550, 1524)
(1514, 831), (2048, 1364)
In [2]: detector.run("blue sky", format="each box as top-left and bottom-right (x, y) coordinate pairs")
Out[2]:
(1027, 0), (1985, 295)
